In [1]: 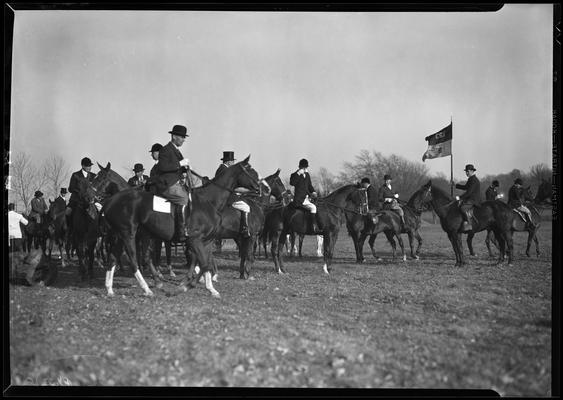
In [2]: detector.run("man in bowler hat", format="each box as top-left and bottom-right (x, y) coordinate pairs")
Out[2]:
(215, 151), (252, 237)
(454, 164), (481, 232)
(155, 124), (191, 241)
(508, 178), (536, 228)
(30, 191), (48, 224)
(128, 163), (149, 189)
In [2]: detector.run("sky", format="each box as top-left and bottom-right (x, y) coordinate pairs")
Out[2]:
(8, 5), (553, 185)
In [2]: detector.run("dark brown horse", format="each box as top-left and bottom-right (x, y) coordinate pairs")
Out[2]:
(345, 186), (431, 263)
(478, 185), (543, 258)
(211, 168), (286, 279)
(269, 184), (360, 275)
(46, 198), (70, 266)
(92, 156), (261, 297)
(20, 216), (49, 254)
(423, 180), (515, 267)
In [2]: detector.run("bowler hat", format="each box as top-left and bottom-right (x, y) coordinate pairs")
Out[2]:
(169, 125), (189, 137)
(464, 164), (476, 172)
(81, 157), (93, 167)
(35, 190), (43, 197)
(221, 151), (235, 162)
(133, 163), (145, 173)
(149, 143), (163, 153)
(514, 178), (523, 185)
(299, 158), (309, 168)
(492, 180), (499, 187)
(60, 188), (68, 194)
(383, 174), (392, 181)
(361, 177), (370, 184)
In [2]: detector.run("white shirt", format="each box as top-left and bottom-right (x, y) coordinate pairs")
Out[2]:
(8, 210), (28, 239)
(82, 169), (89, 178)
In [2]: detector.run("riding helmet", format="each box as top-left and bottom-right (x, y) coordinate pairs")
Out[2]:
(299, 159), (309, 168)
(81, 157), (93, 167)
(464, 164), (476, 172)
(514, 178), (523, 185)
(383, 174), (392, 181)
(149, 143), (163, 153)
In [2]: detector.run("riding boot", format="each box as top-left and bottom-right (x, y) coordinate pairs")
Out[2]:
(240, 212), (251, 238)
(173, 205), (187, 242)
(462, 211), (473, 232)
(400, 215), (406, 230)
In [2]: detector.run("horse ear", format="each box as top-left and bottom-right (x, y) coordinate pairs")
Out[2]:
(106, 162), (111, 170)
(425, 180), (432, 187)
(49, 199), (53, 204)
(243, 155), (251, 163)
(275, 168), (281, 176)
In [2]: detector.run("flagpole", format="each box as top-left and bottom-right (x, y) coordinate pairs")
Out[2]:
(450, 116), (454, 197)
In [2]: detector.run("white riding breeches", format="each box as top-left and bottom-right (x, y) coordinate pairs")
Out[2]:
(232, 200), (250, 213)
(302, 196), (317, 213)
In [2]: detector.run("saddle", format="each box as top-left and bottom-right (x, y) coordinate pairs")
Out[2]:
(512, 208), (528, 223)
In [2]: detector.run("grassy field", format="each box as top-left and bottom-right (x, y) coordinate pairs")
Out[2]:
(8, 221), (553, 395)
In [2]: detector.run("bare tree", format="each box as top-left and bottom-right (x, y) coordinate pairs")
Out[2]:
(313, 167), (340, 196)
(528, 163), (551, 184)
(44, 155), (71, 201)
(9, 152), (48, 213)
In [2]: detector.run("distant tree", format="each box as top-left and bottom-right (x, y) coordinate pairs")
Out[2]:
(10, 152), (48, 213)
(44, 155), (71, 201)
(528, 163), (551, 184)
(313, 167), (340, 196)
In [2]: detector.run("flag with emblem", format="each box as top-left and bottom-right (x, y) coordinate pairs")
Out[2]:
(422, 123), (452, 162)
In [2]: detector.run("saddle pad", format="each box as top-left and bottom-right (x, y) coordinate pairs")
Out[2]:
(153, 196), (171, 213)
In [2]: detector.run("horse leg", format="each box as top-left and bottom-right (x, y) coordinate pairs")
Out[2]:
(239, 237), (249, 279)
(357, 231), (367, 263)
(414, 230), (422, 260)
(142, 237), (164, 289)
(351, 229), (362, 263)
(395, 233), (406, 262)
(298, 234), (304, 258)
(240, 236), (255, 280)
(276, 232), (287, 274)
(446, 232), (460, 267)
(505, 230), (514, 266)
(190, 239), (220, 298)
(165, 241), (175, 277)
(368, 234), (382, 262)
(121, 233), (154, 296)
(456, 233), (466, 267)
(407, 231), (416, 259)
(466, 232), (476, 257)
(533, 230), (540, 257)
(383, 231), (396, 261)
(104, 239), (122, 297)
(485, 230), (495, 258)
(493, 229), (506, 265)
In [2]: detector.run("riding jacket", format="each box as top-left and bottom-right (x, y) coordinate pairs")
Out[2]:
(157, 142), (186, 189)
(455, 175), (481, 205)
(54, 195), (67, 211)
(30, 197), (48, 219)
(485, 185), (499, 201)
(507, 185), (525, 209)
(290, 170), (316, 205)
(128, 174), (150, 188)
(68, 169), (96, 206)
(364, 184), (380, 210)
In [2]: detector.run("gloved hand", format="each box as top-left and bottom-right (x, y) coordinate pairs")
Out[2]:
(94, 202), (103, 211)
(179, 158), (190, 167)
(394, 193), (399, 198)
(455, 196), (460, 201)
(311, 192), (318, 199)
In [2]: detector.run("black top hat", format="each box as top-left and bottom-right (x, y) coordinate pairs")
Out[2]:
(169, 125), (189, 137)
(149, 143), (163, 153)
(514, 178), (523, 185)
(60, 188), (68, 194)
(299, 158), (309, 168)
(383, 174), (392, 181)
(133, 163), (145, 173)
(34, 190), (43, 197)
(81, 157), (93, 167)
(464, 164), (476, 172)
(492, 180), (499, 187)
(361, 177), (370, 184)
(221, 151), (235, 162)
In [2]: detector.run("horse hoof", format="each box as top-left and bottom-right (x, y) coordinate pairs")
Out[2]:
(249, 276), (255, 281)
(211, 292), (221, 299)
(414, 255), (420, 260)
(212, 275), (218, 282)
(107, 291), (115, 297)
(144, 291), (154, 297)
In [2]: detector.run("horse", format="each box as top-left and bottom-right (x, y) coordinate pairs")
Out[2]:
(422, 180), (515, 267)
(345, 185), (431, 263)
(19, 215), (49, 254)
(91, 156), (261, 298)
(46, 198), (70, 266)
(270, 184), (360, 275)
(479, 185), (543, 258)
(68, 179), (102, 281)
(211, 168), (285, 279)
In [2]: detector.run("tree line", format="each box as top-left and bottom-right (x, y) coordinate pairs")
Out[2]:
(7, 149), (552, 213)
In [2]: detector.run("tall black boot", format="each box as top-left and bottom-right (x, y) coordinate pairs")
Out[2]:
(173, 205), (187, 242)
(240, 212), (251, 238)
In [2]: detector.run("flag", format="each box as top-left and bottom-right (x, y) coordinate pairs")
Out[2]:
(422, 123), (452, 162)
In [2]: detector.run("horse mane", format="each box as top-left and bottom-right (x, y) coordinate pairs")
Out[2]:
(103, 167), (129, 189)
(323, 184), (358, 201)
(430, 184), (453, 202)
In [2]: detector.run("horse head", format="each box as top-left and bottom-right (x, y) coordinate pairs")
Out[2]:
(92, 161), (129, 201)
(264, 168), (286, 201)
(231, 155), (262, 193)
(406, 180), (433, 213)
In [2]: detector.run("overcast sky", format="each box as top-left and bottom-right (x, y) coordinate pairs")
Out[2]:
(9, 5), (553, 184)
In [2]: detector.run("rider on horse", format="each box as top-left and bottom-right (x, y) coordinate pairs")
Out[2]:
(54, 188), (68, 210)
(29, 191), (48, 224)
(378, 174), (405, 228)
(485, 180), (502, 201)
(290, 158), (321, 234)
(454, 164), (481, 232)
(154, 124), (191, 241)
(67, 157), (97, 233)
(215, 151), (252, 238)
(128, 163), (149, 189)
(508, 178), (536, 229)
(360, 177), (380, 213)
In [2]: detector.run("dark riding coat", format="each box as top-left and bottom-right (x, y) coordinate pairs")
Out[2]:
(290, 170), (316, 205)
(54, 195), (67, 211)
(215, 163), (228, 177)
(156, 142), (185, 189)
(455, 175), (481, 205)
(68, 169), (96, 206)
(128, 174), (150, 188)
(485, 185), (499, 201)
(507, 185), (525, 208)
(364, 184), (380, 210)
(30, 197), (48, 219)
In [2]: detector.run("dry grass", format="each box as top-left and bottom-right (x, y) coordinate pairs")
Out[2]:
(8, 223), (552, 395)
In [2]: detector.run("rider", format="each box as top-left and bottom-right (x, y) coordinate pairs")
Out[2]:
(68, 157), (96, 215)
(54, 188), (68, 210)
(508, 178), (536, 228)
(290, 158), (321, 234)
(155, 124), (191, 241)
(360, 177), (380, 213)
(215, 151), (251, 238)
(128, 163), (149, 189)
(30, 191), (48, 224)
(454, 164), (481, 232)
(485, 180), (502, 201)
(378, 174), (405, 228)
